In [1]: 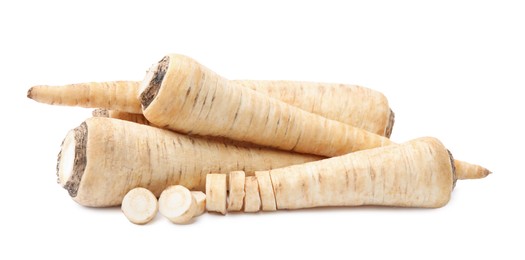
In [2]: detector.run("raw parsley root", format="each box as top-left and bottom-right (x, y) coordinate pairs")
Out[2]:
(139, 54), (490, 180)
(29, 78), (393, 136)
(56, 117), (321, 207)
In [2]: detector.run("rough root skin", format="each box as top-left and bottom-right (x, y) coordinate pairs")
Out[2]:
(140, 56), (169, 109)
(61, 122), (88, 197)
(385, 109), (395, 138)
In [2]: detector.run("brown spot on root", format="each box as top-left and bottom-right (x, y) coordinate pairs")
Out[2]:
(59, 122), (88, 197)
(140, 56), (169, 109)
(447, 149), (457, 189)
(384, 109), (395, 138)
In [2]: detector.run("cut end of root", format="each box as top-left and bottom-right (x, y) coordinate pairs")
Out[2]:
(447, 149), (457, 189)
(385, 109), (395, 138)
(56, 122), (88, 197)
(27, 87), (34, 99)
(139, 56), (169, 110)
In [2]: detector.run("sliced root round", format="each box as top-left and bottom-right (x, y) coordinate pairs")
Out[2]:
(206, 174), (227, 215)
(255, 171), (277, 211)
(159, 185), (197, 224)
(227, 171), (246, 212)
(121, 187), (158, 225)
(244, 176), (261, 213)
(191, 191), (206, 216)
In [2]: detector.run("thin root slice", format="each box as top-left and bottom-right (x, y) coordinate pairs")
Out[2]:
(158, 185), (196, 224)
(121, 187), (158, 225)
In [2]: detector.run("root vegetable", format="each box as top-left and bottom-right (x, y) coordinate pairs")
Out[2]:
(238, 80), (393, 137)
(27, 81), (141, 114)
(191, 191), (206, 216)
(227, 171), (245, 212)
(158, 185), (196, 224)
(32, 79), (393, 137)
(244, 176), (261, 213)
(138, 54), (490, 180)
(121, 187), (158, 225)
(205, 174), (227, 215)
(56, 117), (321, 207)
(269, 137), (456, 209)
(255, 171), (277, 211)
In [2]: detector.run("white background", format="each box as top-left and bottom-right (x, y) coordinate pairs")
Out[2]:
(1, 0), (523, 259)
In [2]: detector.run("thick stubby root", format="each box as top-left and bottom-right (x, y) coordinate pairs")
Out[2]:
(191, 191), (206, 216)
(227, 171), (245, 212)
(121, 187), (158, 225)
(255, 171), (277, 211)
(28, 81), (142, 114)
(56, 117), (321, 207)
(138, 54), (489, 179)
(159, 185), (196, 224)
(206, 174), (227, 215)
(243, 176), (261, 213)
(270, 137), (456, 209)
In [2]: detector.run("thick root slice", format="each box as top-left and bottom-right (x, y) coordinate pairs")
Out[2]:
(227, 171), (246, 212)
(121, 187), (158, 225)
(255, 171), (277, 211)
(159, 185), (196, 224)
(244, 176), (261, 213)
(206, 174), (227, 215)
(191, 191), (206, 216)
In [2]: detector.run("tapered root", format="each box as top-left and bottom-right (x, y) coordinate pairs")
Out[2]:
(454, 160), (492, 179)
(28, 81), (142, 114)
(159, 185), (196, 224)
(121, 188), (158, 225)
(57, 117), (319, 207)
